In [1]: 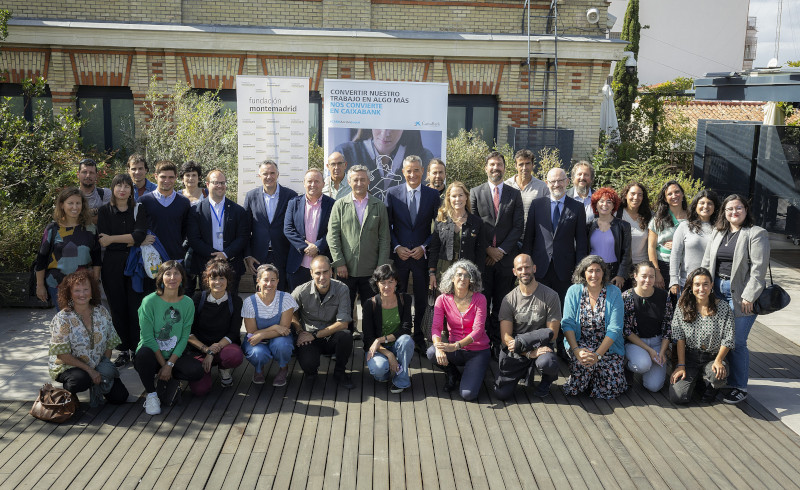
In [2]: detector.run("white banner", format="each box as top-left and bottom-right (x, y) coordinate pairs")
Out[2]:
(236, 76), (309, 203)
(324, 79), (447, 201)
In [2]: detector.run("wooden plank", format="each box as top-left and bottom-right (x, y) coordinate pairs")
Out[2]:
(338, 355), (363, 490)
(305, 369), (337, 490)
(410, 356), (439, 490)
(356, 350), (376, 490)
(272, 362), (318, 490)
(422, 359), (457, 490)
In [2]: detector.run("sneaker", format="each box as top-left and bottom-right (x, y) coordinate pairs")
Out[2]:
(273, 366), (289, 387)
(252, 372), (265, 384)
(352, 330), (362, 341)
(113, 350), (131, 367)
(723, 388), (748, 404)
(144, 393), (161, 415)
(220, 368), (233, 387)
(390, 383), (405, 394)
(532, 383), (552, 398)
(334, 373), (355, 390)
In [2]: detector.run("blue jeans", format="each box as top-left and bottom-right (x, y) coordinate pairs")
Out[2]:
(625, 336), (667, 392)
(242, 334), (294, 373)
(714, 277), (757, 390)
(426, 344), (491, 401)
(365, 334), (414, 388)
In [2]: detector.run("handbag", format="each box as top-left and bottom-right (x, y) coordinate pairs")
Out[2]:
(30, 383), (78, 423)
(753, 263), (791, 315)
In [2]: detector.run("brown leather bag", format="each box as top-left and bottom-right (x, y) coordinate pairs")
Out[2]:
(30, 384), (78, 423)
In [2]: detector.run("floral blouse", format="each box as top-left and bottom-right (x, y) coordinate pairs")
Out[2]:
(48, 305), (120, 380)
(622, 288), (673, 341)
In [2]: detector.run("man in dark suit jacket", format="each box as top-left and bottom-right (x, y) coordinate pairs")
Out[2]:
(385, 155), (441, 352)
(284, 169), (335, 291)
(524, 167), (588, 358)
(243, 160), (298, 292)
(187, 169), (250, 296)
(469, 151), (524, 353)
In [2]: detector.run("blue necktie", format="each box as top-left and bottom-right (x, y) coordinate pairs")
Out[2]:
(409, 190), (417, 226)
(552, 201), (561, 232)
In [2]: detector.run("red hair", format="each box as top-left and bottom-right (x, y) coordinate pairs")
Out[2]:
(57, 269), (101, 311)
(591, 187), (621, 215)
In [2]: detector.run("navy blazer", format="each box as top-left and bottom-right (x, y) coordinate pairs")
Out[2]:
(523, 196), (588, 281)
(469, 182), (524, 268)
(187, 197), (250, 276)
(283, 194), (335, 274)
(385, 184), (440, 251)
(243, 185), (299, 266)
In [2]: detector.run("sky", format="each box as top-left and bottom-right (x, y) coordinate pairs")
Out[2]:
(750, 0), (800, 68)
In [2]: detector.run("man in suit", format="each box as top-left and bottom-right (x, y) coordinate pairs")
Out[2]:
(284, 168), (336, 291)
(566, 160), (595, 224)
(187, 169), (250, 296)
(327, 165), (391, 339)
(385, 155), (441, 352)
(469, 151), (524, 354)
(243, 160), (298, 292)
(524, 167), (588, 358)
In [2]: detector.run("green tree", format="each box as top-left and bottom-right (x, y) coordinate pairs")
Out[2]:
(445, 129), (514, 189)
(612, 0), (640, 124)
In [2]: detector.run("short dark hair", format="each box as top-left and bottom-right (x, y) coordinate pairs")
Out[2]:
(571, 255), (610, 286)
(110, 173), (136, 209)
(57, 269), (102, 311)
(202, 258), (235, 291)
(486, 151), (505, 165)
(127, 154), (148, 171)
(630, 260), (657, 286)
(715, 194), (755, 232)
(155, 260), (188, 296)
(154, 160), (178, 176)
(180, 160), (203, 179)
(77, 158), (97, 172)
(370, 263), (398, 293)
(514, 149), (534, 161)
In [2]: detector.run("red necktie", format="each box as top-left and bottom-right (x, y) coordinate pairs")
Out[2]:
(493, 186), (500, 246)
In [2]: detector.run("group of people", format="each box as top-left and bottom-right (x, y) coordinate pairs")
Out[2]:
(41, 149), (770, 413)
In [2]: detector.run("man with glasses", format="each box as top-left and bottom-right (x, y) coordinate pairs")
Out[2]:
(323, 152), (351, 200)
(524, 167), (587, 359)
(187, 169), (250, 296)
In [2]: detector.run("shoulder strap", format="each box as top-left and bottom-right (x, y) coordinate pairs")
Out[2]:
(197, 291), (208, 315)
(97, 188), (104, 199)
(228, 294), (234, 315)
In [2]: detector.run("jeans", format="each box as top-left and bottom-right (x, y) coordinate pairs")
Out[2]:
(189, 344), (245, 395)
(714, 277), (757, 390)
(625, 336), (667, 392)
(365, 334), (414, 388)
(242, 335), (294, 373)
(669, 350), (728, 404)
(426, 345), (490, 401)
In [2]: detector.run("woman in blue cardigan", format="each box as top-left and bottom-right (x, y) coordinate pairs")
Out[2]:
(562, 255), (627, 399)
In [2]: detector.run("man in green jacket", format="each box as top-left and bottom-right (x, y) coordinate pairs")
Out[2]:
(327, 165), (391, 339)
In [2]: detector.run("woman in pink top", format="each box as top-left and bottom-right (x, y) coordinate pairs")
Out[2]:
(426, 259), (490, 401)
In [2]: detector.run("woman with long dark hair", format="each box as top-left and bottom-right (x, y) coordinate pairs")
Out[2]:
(97, 173), (154, 366)
(647, 180), (688, 289)
(669, 189), (719, 296)
(702, 194), (769, 404)
(616, 181), (652, 269)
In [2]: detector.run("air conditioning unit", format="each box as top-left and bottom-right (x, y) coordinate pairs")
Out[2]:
(586, 8), (600, 24)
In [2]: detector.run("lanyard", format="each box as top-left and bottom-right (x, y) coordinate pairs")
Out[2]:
(210, 202), (225, 228)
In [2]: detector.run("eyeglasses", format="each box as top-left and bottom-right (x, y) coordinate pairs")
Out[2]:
(209, 181), (227, 186)
(725, 206), (744, 213)
(455, 272), (470, 279)
(546, 178), (567, 185)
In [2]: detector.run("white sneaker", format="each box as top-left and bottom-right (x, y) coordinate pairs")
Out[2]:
(220, 368), (233, 387)
(144, 393), (161, 415)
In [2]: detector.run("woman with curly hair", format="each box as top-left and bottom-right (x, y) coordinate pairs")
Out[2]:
(616, 181), (652, 286)
(428, 181), (486, 290)
(669, 189), (719, 296)
(48, 269), (129, 407)
(426, 259), (490, 401)
(588, 187), (631, 289)
(35, 187), (101, 306)
(669, 267), (734, 404)
(647, 180), (688, 289)
(561, 255), (627, 399)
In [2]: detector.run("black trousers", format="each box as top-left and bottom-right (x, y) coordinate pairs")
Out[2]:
(296, 330), (353, 376)
(102, 250), (144, 352)
(483, 262), (516, 345)
(344, 275), (376, 333)
(133, 346), (204, 393)
(494, 351), (559, 401)
(288, 266), (312, 292)
(56, 368), (129, 404)
(540, 260), (572, 354)
(395, 256), (428, 342)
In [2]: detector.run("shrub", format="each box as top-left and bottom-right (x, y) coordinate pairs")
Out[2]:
(594, 156), (705, 205)
(445, 129), (514, 189)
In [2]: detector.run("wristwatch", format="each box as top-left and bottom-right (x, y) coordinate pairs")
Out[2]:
(311, 330), (318, 339)
(166, 361), (175, 367)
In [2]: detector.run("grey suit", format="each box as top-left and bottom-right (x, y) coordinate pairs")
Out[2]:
(701, 226), (769, 317)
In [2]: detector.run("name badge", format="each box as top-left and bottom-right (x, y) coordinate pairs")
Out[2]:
(216, 232), (223, 239)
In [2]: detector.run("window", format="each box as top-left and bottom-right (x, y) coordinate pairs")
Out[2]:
(192, 88), (237, 114)
(447, 95), (498, 145)
(0, 83), (53, 122)
(77, 86), (134, 152)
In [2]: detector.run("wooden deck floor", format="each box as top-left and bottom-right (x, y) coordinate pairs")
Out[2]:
(2, 321), (800, 489)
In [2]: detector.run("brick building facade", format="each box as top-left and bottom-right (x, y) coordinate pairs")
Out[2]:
(1, 0), (624, 160)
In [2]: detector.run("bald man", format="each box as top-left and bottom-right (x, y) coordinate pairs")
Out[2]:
(323, 152), (351, 200)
